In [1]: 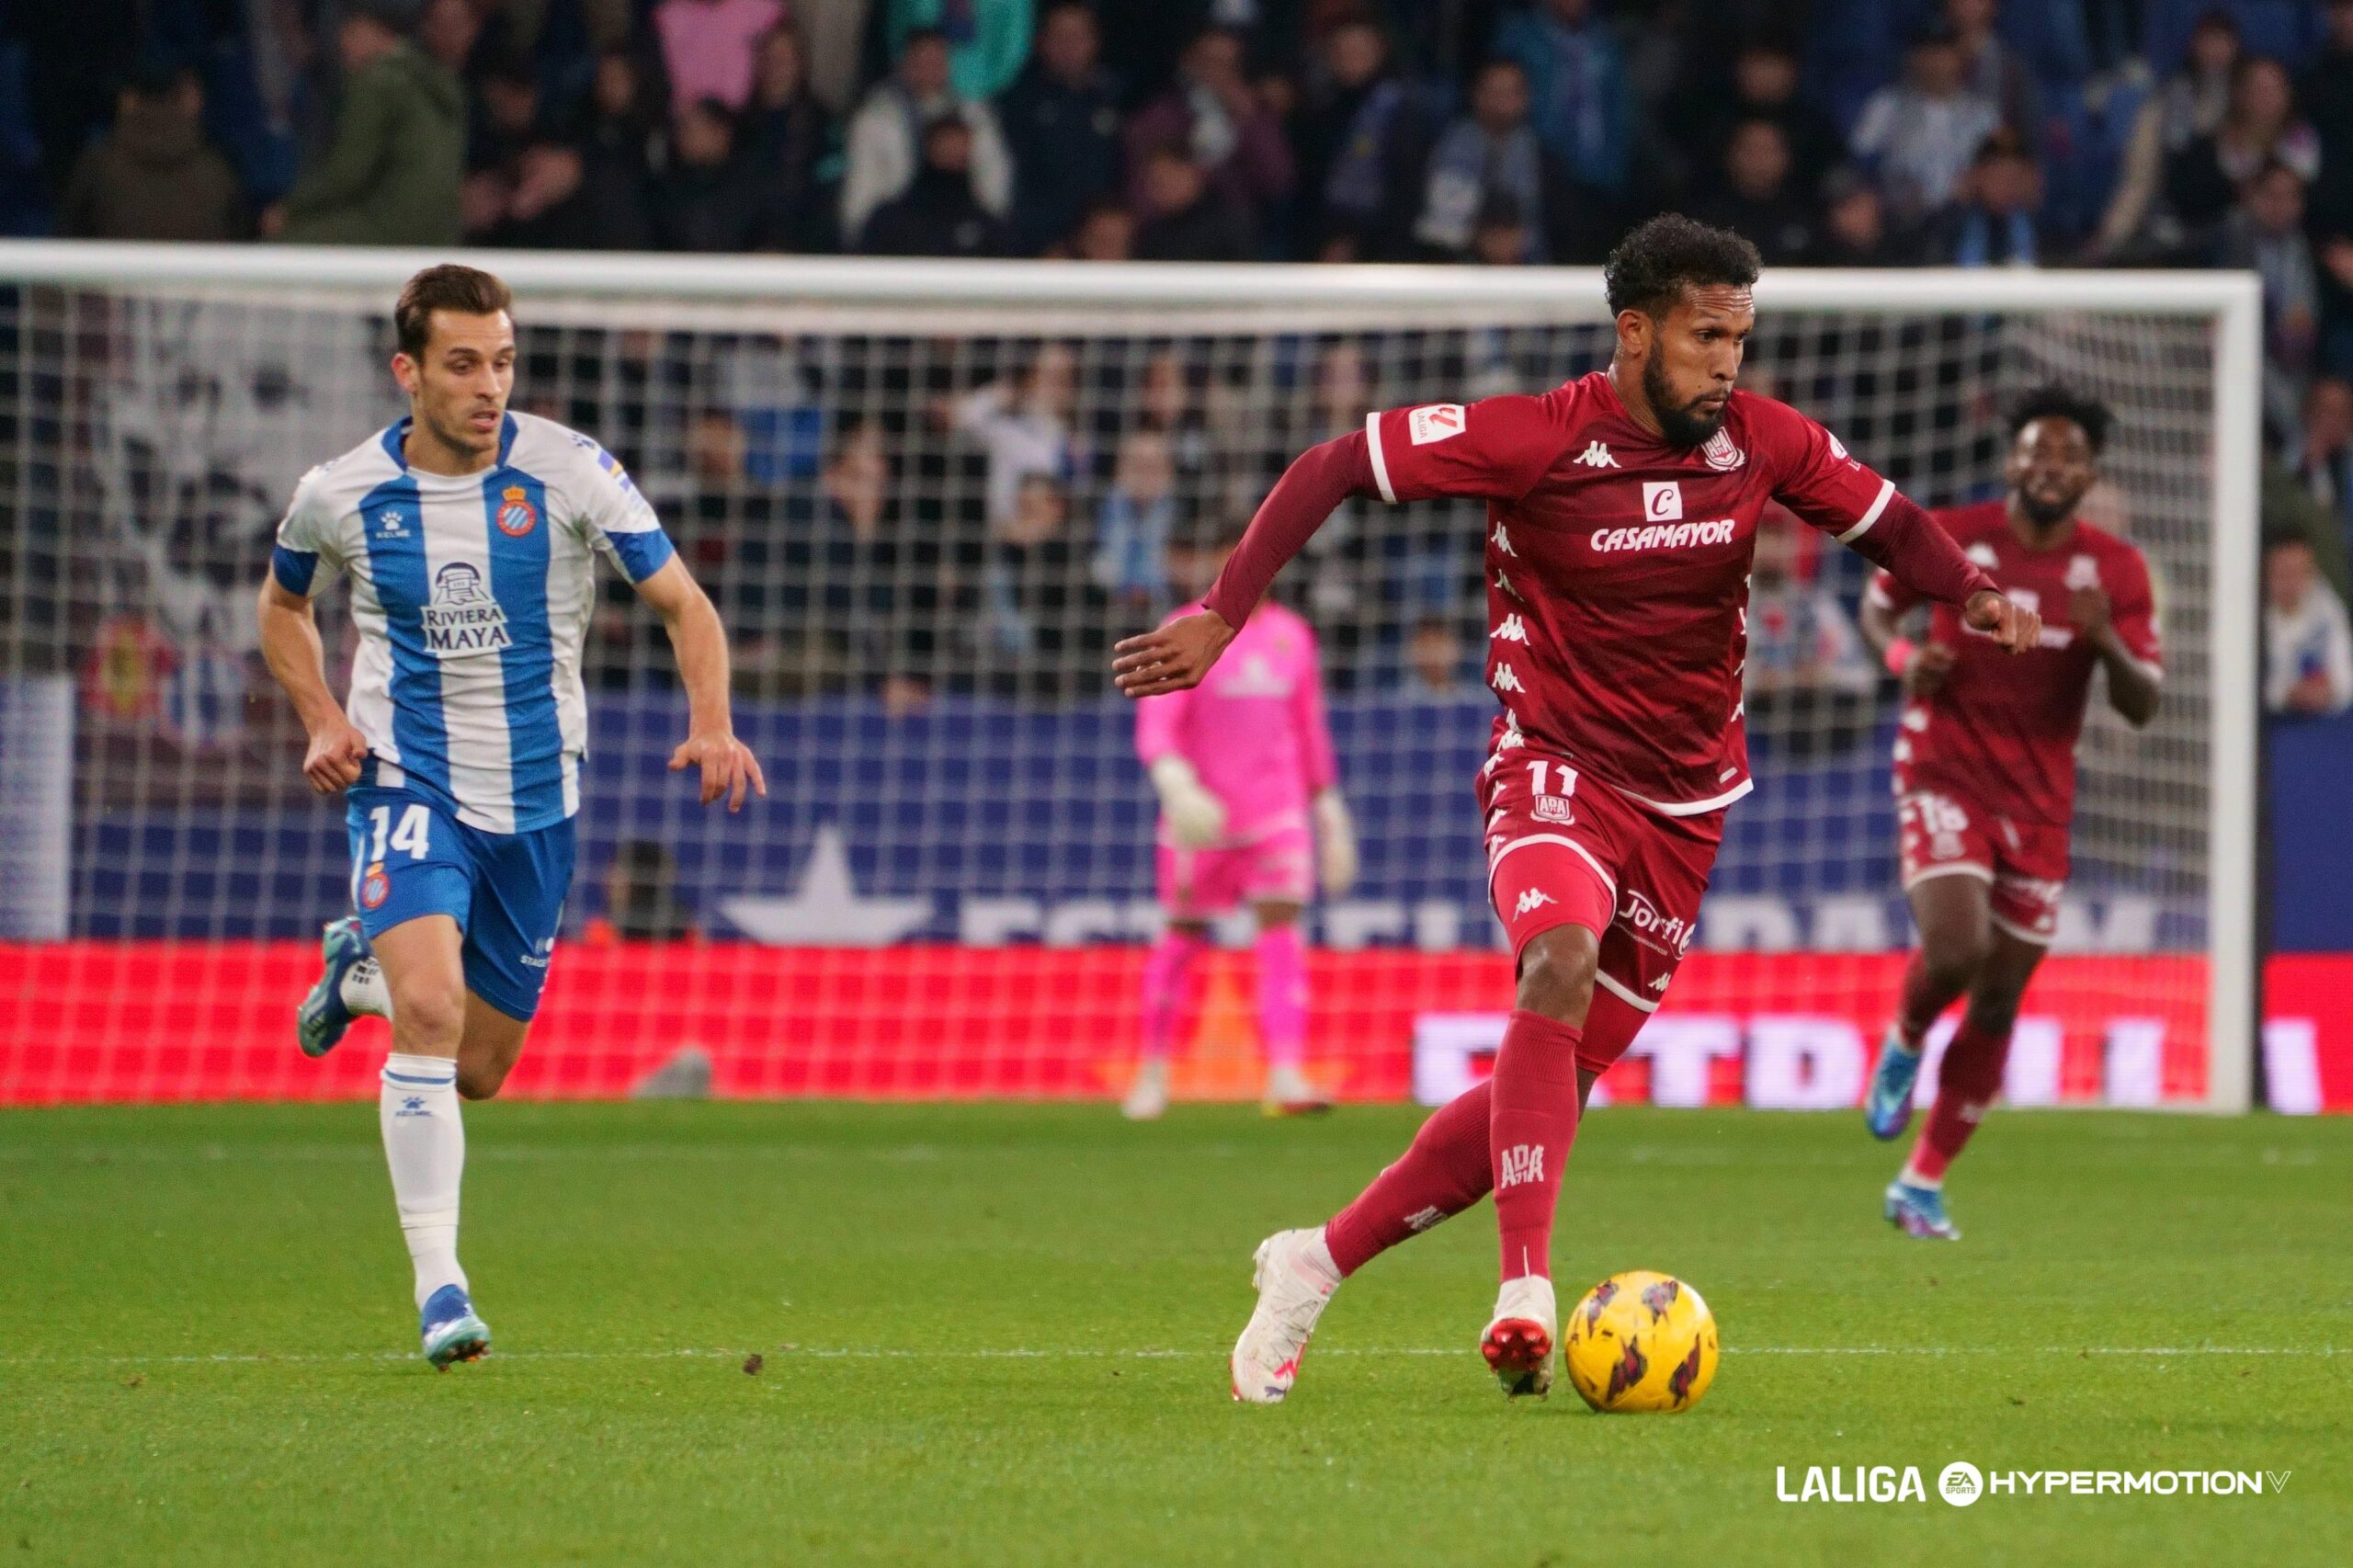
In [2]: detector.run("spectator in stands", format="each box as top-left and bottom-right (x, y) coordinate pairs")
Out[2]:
(2165, 55), (2318, 248)
(470, 52), (547, 176)
(2291, 376), (2353, 554)
(1406, 613), (1469, 696)
(2302, 0), (2353, 159)
(1493, 0), (1632, 195)
(2218, 159), (2320, 434)
(1848, 24), (2002, 222)
(1945, 0), (2040, 136)
(1094, 426), (1176, 608)
(481, 140), (650, 249)
(1674, 38), (1843, 197)
(651, 97), (767, 251)
(1745, 507), (1874, 750)
(1805, 165), (1911, 265)
(266, 2), (463, 245)
(2087, 6), (2242, 261)
(418, 0), (483, 80)
(813, 417), (926, 708)
(1291, 17), (1428, 262)
(1470, 198), (1533, 267)
(949, 342), (1083, 534)
(885, 0), (1034, 102)
(743, 24), (836, 249)
(1123, 28), (1294, 238)
(1926, 128), (2048, 267)
(859, 114), (1012, 256)
(1001, 2), (1123, 256)
(570, 49), (660, 235)
(1066, 198), (1134, 260)
(58, 64), (247, 241)
(982, 473), (1087, 680)
(841, 27), (1010, 244)
(1412, 57), (1599, 262)
(1689, 118), (1817, 265)
(2263, 533), (2353, 716)
(1131, 144), (1254, 262)
(653, 0), (787, 114)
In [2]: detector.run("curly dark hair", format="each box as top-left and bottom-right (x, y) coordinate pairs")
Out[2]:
(2006, 383), (2113, 453)
(1602, 214), (1761, 318)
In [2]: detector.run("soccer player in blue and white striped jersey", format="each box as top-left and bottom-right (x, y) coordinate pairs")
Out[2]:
(256, 265), (766, 1369)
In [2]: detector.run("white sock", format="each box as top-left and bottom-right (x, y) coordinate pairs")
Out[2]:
(341, 957), (392, 1018)
(1899, 1160), (1942, 1190)
(1886, 1023), (1922, 1056)
(381, 1052), (467, 1311)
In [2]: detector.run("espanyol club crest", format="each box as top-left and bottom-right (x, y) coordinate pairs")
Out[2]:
(1700, 427), (1746, 472)
(494, 483), (539, 537)
(359, 861), (390, 910)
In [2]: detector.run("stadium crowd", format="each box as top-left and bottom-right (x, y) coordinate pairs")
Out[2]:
(6, 0), (2353, 714)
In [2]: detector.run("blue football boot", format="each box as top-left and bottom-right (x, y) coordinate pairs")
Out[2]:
(420, 1285), (490, 1369)
(1862, 1028), (1923, 1141)
(1884, 1178), (1961, 1240)
(297, 916), (375, 1059)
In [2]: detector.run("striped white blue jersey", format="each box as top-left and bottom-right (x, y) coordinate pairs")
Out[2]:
(271, 412), (676, 835)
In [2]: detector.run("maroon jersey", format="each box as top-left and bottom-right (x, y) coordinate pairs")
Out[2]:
(1870, 501), (2163, 826)
(1364, 372), (1921, 813)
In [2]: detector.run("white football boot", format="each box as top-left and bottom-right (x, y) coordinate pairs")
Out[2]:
(1481, 1274), (1557, 1398)
(1121, 1058), (1170, 1120)
(1229, 1228), (1341, 1403)
(1262, 1063), (1334, 1117)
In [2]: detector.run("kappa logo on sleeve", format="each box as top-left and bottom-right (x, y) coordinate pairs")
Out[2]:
(1408, 403), (1466, 445)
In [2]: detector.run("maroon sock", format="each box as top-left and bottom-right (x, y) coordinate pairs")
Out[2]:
(1906, 1019), (2011, 1183)
(1324, 1080), (1494, 1277)
(1490, 1009), (1584, 1282)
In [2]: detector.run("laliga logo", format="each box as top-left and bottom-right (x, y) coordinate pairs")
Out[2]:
(1619, 888), (1693, 955)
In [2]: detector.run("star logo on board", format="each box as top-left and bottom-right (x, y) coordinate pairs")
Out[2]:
(718, 824), (937, 945)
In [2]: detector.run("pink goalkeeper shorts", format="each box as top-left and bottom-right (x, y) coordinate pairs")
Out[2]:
(1157, 824), (1314, 919)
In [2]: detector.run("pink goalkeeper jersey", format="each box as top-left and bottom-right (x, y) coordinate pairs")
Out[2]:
(1134, 599), (1336, 846)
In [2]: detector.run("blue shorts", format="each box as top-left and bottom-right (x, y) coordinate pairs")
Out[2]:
(345, 784), (576, 1021)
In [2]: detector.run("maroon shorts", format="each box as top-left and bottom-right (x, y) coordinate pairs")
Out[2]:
(1480, 751), (1723, 1070)
(1897, 788), (2068, 946)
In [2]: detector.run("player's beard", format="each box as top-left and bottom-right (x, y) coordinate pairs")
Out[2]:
(1643, 354), (1728, 449)
(2018, 487), (2081, 529)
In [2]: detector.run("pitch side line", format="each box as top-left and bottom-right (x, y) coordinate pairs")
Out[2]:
(0, 1345), (2338, 1369)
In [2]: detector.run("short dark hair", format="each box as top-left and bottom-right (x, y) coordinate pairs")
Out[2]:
(2006, 383), (2113, 453)
(1602, 213), (1761, 318)
(394, 265), (513, 358)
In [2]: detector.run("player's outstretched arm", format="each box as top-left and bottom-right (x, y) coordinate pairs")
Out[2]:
(633, 556), (767, 812)
(1841, 493), (2042, 656)
(1114, 430), (1377, 698)
(256, 574), (368, 795)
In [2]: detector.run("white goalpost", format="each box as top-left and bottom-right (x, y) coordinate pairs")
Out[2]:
(0, 243), (2258, 1112)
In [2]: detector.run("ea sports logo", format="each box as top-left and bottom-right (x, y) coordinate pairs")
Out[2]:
(359, 862), (390, 910)
(1938, 1461), (1983, 1507)
(495, 483), (539, 537)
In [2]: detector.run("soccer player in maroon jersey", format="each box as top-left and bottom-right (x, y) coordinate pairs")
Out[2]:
(1857, 386), (2162, 1240)
(1112, 214), (2043, 1403)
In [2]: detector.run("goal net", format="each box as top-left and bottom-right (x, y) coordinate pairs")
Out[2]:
(0, 247), (2257, 1111)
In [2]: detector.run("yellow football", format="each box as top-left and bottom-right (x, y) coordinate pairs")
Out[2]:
(1562, 1270), (1719, 1414)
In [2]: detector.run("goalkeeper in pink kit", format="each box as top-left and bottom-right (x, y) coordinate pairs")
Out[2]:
(1126, 536), (1358, 1119)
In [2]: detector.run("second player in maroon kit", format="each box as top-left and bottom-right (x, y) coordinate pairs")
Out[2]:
(1113, 216), (2042, 1403)
(1859, 388), (2162, 1241)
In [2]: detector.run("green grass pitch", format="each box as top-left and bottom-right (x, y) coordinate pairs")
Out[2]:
(3, 1100), (2348, 1565)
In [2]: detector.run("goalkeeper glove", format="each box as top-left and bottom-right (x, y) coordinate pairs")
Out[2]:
(1313, 790), (1358, 898)
(1150, 756), (1228, 848)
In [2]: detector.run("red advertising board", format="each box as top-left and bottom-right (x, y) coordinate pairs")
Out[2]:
(0, 942), (2345, 1109)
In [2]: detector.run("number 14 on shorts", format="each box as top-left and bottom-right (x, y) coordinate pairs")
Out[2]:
(367, 802), (433, 861)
